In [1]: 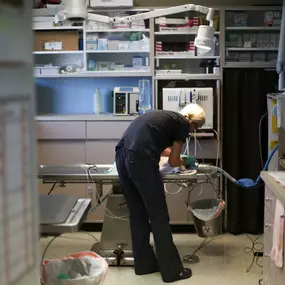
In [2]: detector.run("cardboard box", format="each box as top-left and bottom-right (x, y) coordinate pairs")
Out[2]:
(34, 31), (79, 51)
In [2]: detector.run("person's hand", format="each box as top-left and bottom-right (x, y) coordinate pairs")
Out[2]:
(180, 157), (186, 166)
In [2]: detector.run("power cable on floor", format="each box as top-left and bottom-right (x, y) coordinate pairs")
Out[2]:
(182, 238), (212, 264)
(244, 234), (263, 273)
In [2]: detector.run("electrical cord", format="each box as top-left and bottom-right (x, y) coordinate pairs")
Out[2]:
(212, 129), (220, 167)
(244, 234), (263, 273)
(259, 113), (268, 168)
(85, 165), (129, 221)
(182, 238), (211, 264)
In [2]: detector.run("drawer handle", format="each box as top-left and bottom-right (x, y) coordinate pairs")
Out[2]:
(265, 223), (272, 227)
(281, 214), (285, 218)
(264, 253), (271, 258)
(265, 197), (273, 202)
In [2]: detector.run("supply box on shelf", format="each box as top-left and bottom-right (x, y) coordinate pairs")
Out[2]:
(34, 31), (80, 51)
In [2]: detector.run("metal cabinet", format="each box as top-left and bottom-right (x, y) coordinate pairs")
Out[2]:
(85, 121), (131, 164)
(263, 185), (285, 285)
(37, 121), (87, 199)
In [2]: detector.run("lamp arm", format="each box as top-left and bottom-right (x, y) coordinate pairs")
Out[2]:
(86, 4), (214, 25)
(108, 5), (214, 26)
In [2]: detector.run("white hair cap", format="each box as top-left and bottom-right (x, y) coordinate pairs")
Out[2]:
(180, 103), (206, 128)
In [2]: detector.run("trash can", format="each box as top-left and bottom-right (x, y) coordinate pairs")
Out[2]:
(189, 199), (223, 238)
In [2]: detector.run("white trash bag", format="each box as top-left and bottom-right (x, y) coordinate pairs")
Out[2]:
(41, 251), (108, 285)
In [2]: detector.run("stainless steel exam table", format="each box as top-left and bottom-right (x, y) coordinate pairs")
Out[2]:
(38, 164), (218, 266)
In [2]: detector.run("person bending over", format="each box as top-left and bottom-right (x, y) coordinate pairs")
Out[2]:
(115, 103), (206, 283)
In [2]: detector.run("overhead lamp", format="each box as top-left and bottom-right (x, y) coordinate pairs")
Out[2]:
(55, 1), (215, 52)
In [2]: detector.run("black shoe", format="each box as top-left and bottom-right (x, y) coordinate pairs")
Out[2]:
(162, 268), (192, 283)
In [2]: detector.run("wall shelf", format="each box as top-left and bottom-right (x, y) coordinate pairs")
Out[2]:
(226, 48), (278, 51)
(224, 62), (276, 68)
(86, 29), (150, 33)
(225, 26), (280, 31)
(33, 51), (83, 55)
(155, 55), (220, 59)
(154, 74), (221, 80)
(34, 26), (83, 30)
(35, 71), (152, 78)
(155, 31), (220, 35)
(86, 50), (149, 53)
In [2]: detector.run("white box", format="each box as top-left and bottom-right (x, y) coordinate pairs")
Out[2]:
(108, 40), (119, 50)
(40, 66), (60, 75)
(98, 38), (108, 50)
(118, 41), (130, 50)
(90, 0), (133, 7)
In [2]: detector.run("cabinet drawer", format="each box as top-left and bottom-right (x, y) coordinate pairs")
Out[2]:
(38, 141), (86, 165)
(86, 141), (117, 164)
(264, 208), (274, 246)
(265, 185), (277, 215)
(263, 237), (276, 284)
(86, 121), (130, 139)
(37, 122), (86, 139)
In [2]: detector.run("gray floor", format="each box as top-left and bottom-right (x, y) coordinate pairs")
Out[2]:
(40, 232), (263, 285)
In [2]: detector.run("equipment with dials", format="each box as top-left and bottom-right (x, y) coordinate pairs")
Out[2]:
(113, 87), (140, 115)
(162, 87), (214, 129)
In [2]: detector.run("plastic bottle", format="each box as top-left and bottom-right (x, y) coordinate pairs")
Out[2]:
(138, 79), (151, 115)
(93, 88), (102, 114)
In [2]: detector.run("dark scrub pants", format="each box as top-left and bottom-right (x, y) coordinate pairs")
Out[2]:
(115, 147), (184, 282)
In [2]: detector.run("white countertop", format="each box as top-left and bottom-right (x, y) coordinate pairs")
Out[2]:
(35, 114), (138, 121)
(261, 171), (285, 205)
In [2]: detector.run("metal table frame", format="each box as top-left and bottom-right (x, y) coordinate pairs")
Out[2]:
(38, 164), (218, 266)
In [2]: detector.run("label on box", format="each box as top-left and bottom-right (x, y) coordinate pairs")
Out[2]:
(44, 42), (62, 50)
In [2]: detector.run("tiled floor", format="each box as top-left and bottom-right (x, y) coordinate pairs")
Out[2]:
(40, 232), (263, 285)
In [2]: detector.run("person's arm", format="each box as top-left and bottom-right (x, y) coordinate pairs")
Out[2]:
(161, 148), (171, 157)
(168, 141), (185, 167)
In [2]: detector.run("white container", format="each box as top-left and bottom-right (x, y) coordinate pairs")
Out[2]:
(108, 40), (119, 50)
(87, 33), (99, 41)
(118, 41), (130, 50)
(114, 65), (125, 70)
(130, 41), (141, 50)
(93, 88), (102, 114)
(86, 42), (98, 50)
(132, 56), (143, 67)
(40, 66), (61, 75)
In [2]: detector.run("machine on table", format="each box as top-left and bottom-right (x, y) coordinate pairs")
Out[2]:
(38, 164), (217, 266)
